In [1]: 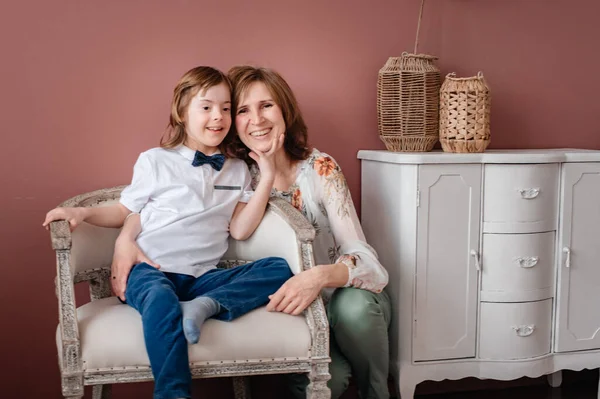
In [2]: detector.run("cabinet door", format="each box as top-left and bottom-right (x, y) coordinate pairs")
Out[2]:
(556, 163), (600, 352)
(414, 164), (481, 361)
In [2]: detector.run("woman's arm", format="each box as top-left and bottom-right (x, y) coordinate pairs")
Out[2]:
(111, 213), (159, 300)
(266, 262), (348, 315)
(267, 153), (388, 315)
(313, 154), (388, 292)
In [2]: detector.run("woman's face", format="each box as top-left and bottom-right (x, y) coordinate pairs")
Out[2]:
(235, 81), (286, 154)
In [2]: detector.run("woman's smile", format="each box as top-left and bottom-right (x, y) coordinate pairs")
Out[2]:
(249, 127), (272, 138)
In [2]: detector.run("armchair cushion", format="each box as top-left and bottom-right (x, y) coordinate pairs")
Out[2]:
(56, 297), (311, 371)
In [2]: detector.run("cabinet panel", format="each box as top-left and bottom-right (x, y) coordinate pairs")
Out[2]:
(556, 163), (600, 352)
(414, 164), (481, 361)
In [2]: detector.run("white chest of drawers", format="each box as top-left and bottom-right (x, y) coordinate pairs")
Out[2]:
(358, 149), (600, 398)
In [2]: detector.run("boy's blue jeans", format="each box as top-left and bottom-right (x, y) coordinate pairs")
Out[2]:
(125, 257), (293, 399)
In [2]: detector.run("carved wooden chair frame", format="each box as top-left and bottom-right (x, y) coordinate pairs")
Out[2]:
(49, 186), (331, 399)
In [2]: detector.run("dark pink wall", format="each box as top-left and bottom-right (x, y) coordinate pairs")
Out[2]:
(1, 0), (599, 397)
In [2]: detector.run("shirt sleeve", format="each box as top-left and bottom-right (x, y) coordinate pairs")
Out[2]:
(239, 162), (254, 203)
(119, 152), (155, 213)
(313, 153), (389, 293)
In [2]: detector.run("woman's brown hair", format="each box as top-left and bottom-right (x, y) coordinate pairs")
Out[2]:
(160, 66), (235, 153)
(226, 65), (311, 162)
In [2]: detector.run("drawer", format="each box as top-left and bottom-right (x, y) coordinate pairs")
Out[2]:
(481, 232), (555, 302)
(483, 164), (559, 233)
(479, 300), (552, 360)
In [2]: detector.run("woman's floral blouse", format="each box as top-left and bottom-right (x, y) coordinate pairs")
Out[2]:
(250, 148), (388, 295)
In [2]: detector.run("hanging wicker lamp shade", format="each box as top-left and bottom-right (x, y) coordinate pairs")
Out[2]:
(376, 0), (441, 152)
(377, 53), (441, 152)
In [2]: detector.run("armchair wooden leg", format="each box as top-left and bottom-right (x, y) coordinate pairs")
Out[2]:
(92, 384), (112, 399)
(232, 376), (251, 399)
(306, 363), (331, 399)
(62, 374), (84, 399)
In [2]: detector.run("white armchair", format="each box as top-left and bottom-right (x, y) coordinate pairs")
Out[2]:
(49, 186), (331, 399)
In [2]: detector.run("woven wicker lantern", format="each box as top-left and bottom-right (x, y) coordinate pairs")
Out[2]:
(439, 72), (491, 153)
(377, 53), (441, 152)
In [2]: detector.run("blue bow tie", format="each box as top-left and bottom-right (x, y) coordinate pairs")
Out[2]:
(191, 151), (225, 171)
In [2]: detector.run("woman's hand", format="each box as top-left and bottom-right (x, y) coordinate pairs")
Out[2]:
(266, 267), (325, 315)
(111, 237), (159, 301)
(43, 207), (86, 231)
(248, 133), (285, 181)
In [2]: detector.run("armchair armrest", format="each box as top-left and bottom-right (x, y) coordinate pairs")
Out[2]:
(52, 228), (83, 383)
(265, 198), (330, 363)
(266, 197), (315, 244)
(49, 186), (125, 388)
(57, 185), (125, 208)
(50, 220), (72, 250)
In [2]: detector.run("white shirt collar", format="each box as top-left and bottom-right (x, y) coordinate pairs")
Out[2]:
(175, 145), (196, 162)
(175, 145), (222, 162)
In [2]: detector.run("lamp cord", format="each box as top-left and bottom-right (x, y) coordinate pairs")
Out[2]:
(414, 0), (426, 54)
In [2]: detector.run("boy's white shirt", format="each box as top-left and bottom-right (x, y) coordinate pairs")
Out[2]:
(120, 145), (253, 277)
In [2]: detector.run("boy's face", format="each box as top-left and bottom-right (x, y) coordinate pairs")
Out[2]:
(184, 82), (232, 154)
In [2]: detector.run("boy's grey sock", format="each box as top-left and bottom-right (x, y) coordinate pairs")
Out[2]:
(180, 296), (220, 344)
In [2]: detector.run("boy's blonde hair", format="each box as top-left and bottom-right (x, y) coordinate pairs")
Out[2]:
(161, 66), (234, 152)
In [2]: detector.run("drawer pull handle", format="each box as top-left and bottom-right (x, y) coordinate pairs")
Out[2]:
(470, 249), (481, 271)
(563, 247), (571, 268)
(512, 325), (535, 337)
(515, 256), (539, 268)
(518, 188), (540, 199)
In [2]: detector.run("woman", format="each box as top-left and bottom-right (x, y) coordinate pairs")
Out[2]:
(226, 65), (391, 399)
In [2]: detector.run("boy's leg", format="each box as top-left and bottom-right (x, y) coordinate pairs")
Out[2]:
(182, 257), (293, 323)
(126, 263), (191, 399)
(180, 296), (220, 344)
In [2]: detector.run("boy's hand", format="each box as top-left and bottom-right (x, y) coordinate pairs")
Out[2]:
(111, 237), (160, 301)
(248, 133), (285, 181)
(42, 207), (86, 231)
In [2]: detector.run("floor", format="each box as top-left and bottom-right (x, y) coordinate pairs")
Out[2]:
(416, 381), (598, 399)
(92, 369), (600, 398)
(342, 369), (599, 399)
